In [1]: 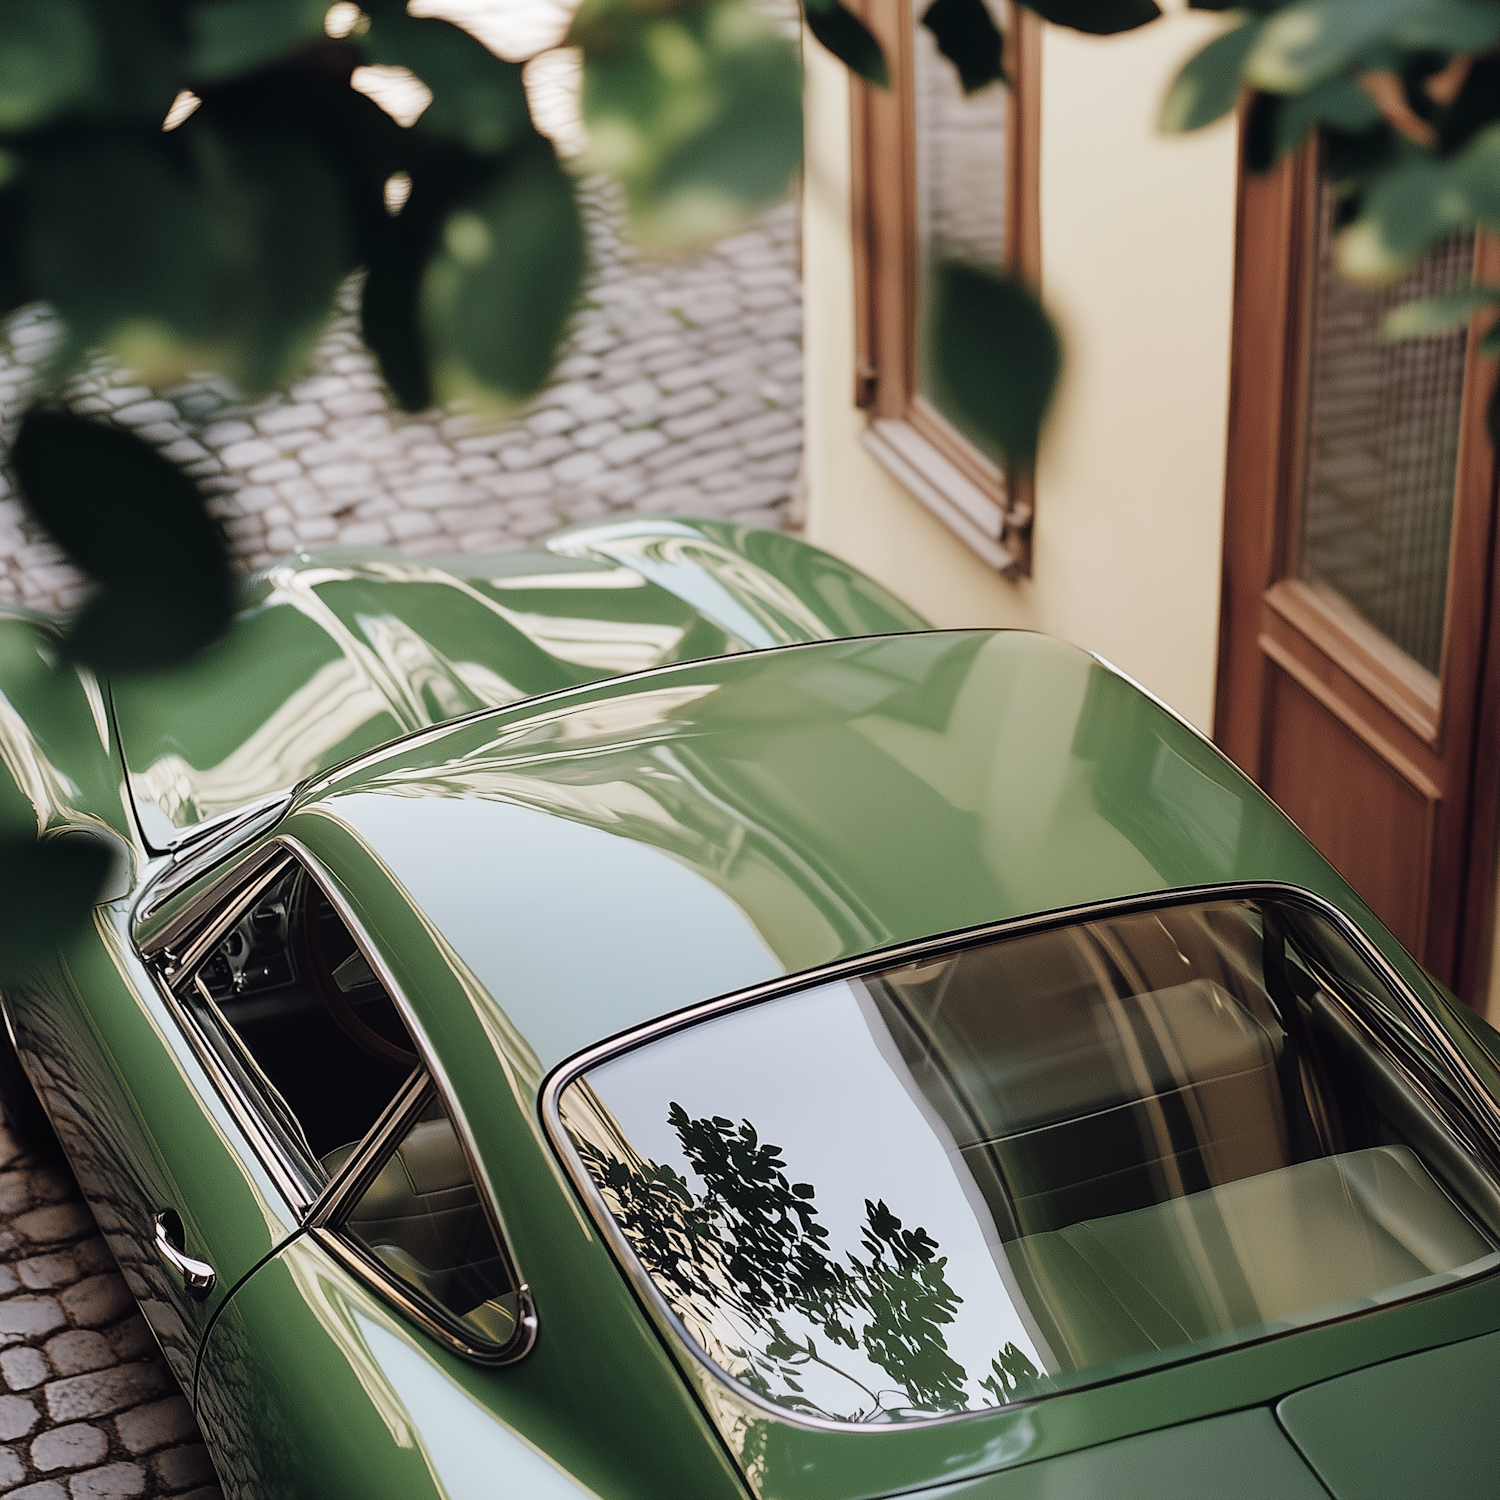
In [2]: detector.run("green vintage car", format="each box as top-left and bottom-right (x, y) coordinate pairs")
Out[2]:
(4, 516), (1500, 1498)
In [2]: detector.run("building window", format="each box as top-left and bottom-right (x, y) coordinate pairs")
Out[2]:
(850, 0), (1040, 572)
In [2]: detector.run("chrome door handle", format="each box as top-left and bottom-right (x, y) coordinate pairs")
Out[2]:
(153, 1211), (216, 1297)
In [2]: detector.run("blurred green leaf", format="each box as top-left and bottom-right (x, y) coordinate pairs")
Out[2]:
(922, 0), (1003, 95)
(1022, 0), (1160, 36)
(12, 411), (234, 670)
(362, 187), (440, 412)
(0, 185), (30, 319)
(364, 153), (501, 411)
(579, 0), (803, 249)
(74, 0), (193, 125)
(0, 0), (97, 132)
(1161, 16), (1261, 132)
(364, 10), (531, 154)
(1338, 156), (1463, 278)
(1451, 119), (1500, 222)
(22, 138), (220, 379)
(1245, 0), (1431, 94)
(1341, 121), (1500, 278)
(190, 121), (356, 393)
(187, 0), (329, 83)
(0, 832), (109, 982)
(1383, 282), (1500, 338)
(804, 0), (888, 88)
(930, 263), (1060, 469)
(193, 54), (409, 268)
(1271, 74), (1381, 158)
(1439, 54), (1500, 154)
(422, 138), (585, 411)
(1482, 320), (1500, 357)
(1391, 0), (1500, 53)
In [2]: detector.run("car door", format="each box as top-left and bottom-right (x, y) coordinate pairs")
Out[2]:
(4, 857), (306, 1388)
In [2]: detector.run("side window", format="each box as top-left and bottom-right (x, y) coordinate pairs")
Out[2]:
(184, 860), (421, 1182)
(180, 854), (526, 1357)
(331, 1090), (521, 1351)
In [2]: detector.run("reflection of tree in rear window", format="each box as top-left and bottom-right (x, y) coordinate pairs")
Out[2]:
(561, 898), (1500, 1423)
(576, 1101), (1040, 1421)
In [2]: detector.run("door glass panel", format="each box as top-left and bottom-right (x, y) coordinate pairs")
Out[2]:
(914, 0), (1007, 437)
(336, 1095), (521, 1349)
(1299, 188), (1473, 677)
(562, 898), (1500, 1424)
(185, 862), (421, 1182)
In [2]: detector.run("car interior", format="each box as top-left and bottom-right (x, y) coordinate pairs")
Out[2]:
(184, 859), (517, 1348)
(864, 899), (1500, 1375)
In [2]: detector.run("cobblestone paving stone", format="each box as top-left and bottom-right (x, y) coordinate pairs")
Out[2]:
(0, 182), (802, 620)
(0, 1123), (219, 1498)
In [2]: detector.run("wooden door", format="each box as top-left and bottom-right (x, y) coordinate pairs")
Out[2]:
(1216, 146), (1500, 999)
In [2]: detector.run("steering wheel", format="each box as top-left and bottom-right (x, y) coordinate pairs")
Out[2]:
(299, 877), (419, 1071)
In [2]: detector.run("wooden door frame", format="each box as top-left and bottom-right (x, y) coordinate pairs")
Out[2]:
(1215, 143), (1500, 1001)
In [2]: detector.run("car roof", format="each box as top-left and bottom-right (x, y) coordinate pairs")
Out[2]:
(289, 629), (1378, 1077)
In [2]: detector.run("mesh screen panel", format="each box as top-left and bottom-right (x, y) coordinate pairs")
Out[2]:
(1300, 196), (1472, 677)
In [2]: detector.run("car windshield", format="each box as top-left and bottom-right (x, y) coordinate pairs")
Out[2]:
(558, 896), (1500, 1425)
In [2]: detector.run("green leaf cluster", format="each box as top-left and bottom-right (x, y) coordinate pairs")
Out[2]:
(0, 0), (815, 687)
(1161, 0), (1500, 367)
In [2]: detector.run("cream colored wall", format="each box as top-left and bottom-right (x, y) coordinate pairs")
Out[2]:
(802, 3), (1239, 732)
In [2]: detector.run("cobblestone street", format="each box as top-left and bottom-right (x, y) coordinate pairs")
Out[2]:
(0, 186), (802, 619)
(0, 1125), (216, 1499)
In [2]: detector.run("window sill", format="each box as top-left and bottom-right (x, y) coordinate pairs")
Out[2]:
(860, 418), (1030, 575)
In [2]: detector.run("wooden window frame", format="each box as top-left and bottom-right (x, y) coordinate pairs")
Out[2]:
(848, 0), (1041, 574)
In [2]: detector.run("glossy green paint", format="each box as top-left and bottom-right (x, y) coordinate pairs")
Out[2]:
(0, 615), (300, 1390)
(108, 520), (925, 845)
(0, 610), (141, 857)
(195, 810), (754, 1500)
(14, 900), (301, 1391)
(1276, 1327), (1500, 1498)
(304, 628), (1413, 1074)
(925, 1409), (1325, 1499)
(197, 1234), (740, 1500)
(244, 627), (1500, 1500)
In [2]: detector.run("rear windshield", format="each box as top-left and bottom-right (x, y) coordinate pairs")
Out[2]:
(558, 897), (1500, 1424)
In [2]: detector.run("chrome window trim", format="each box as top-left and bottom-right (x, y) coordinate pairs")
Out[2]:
(309, 1226), (538, 1366)
(134, 792), (295, 930)
(308, 1072), (537, 1365)
(136, 839), (292, 972)
(540, 879), (1500, 1435)
(141, 850), (315, 1213)
(186, 969), (324, 1178)
(136, 832), (538, 1366)
(273, 836), (536, 1365)
(311, 1066), (429, 1223)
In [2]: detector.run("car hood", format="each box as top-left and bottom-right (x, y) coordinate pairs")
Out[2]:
(108, 519), (924, 848)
